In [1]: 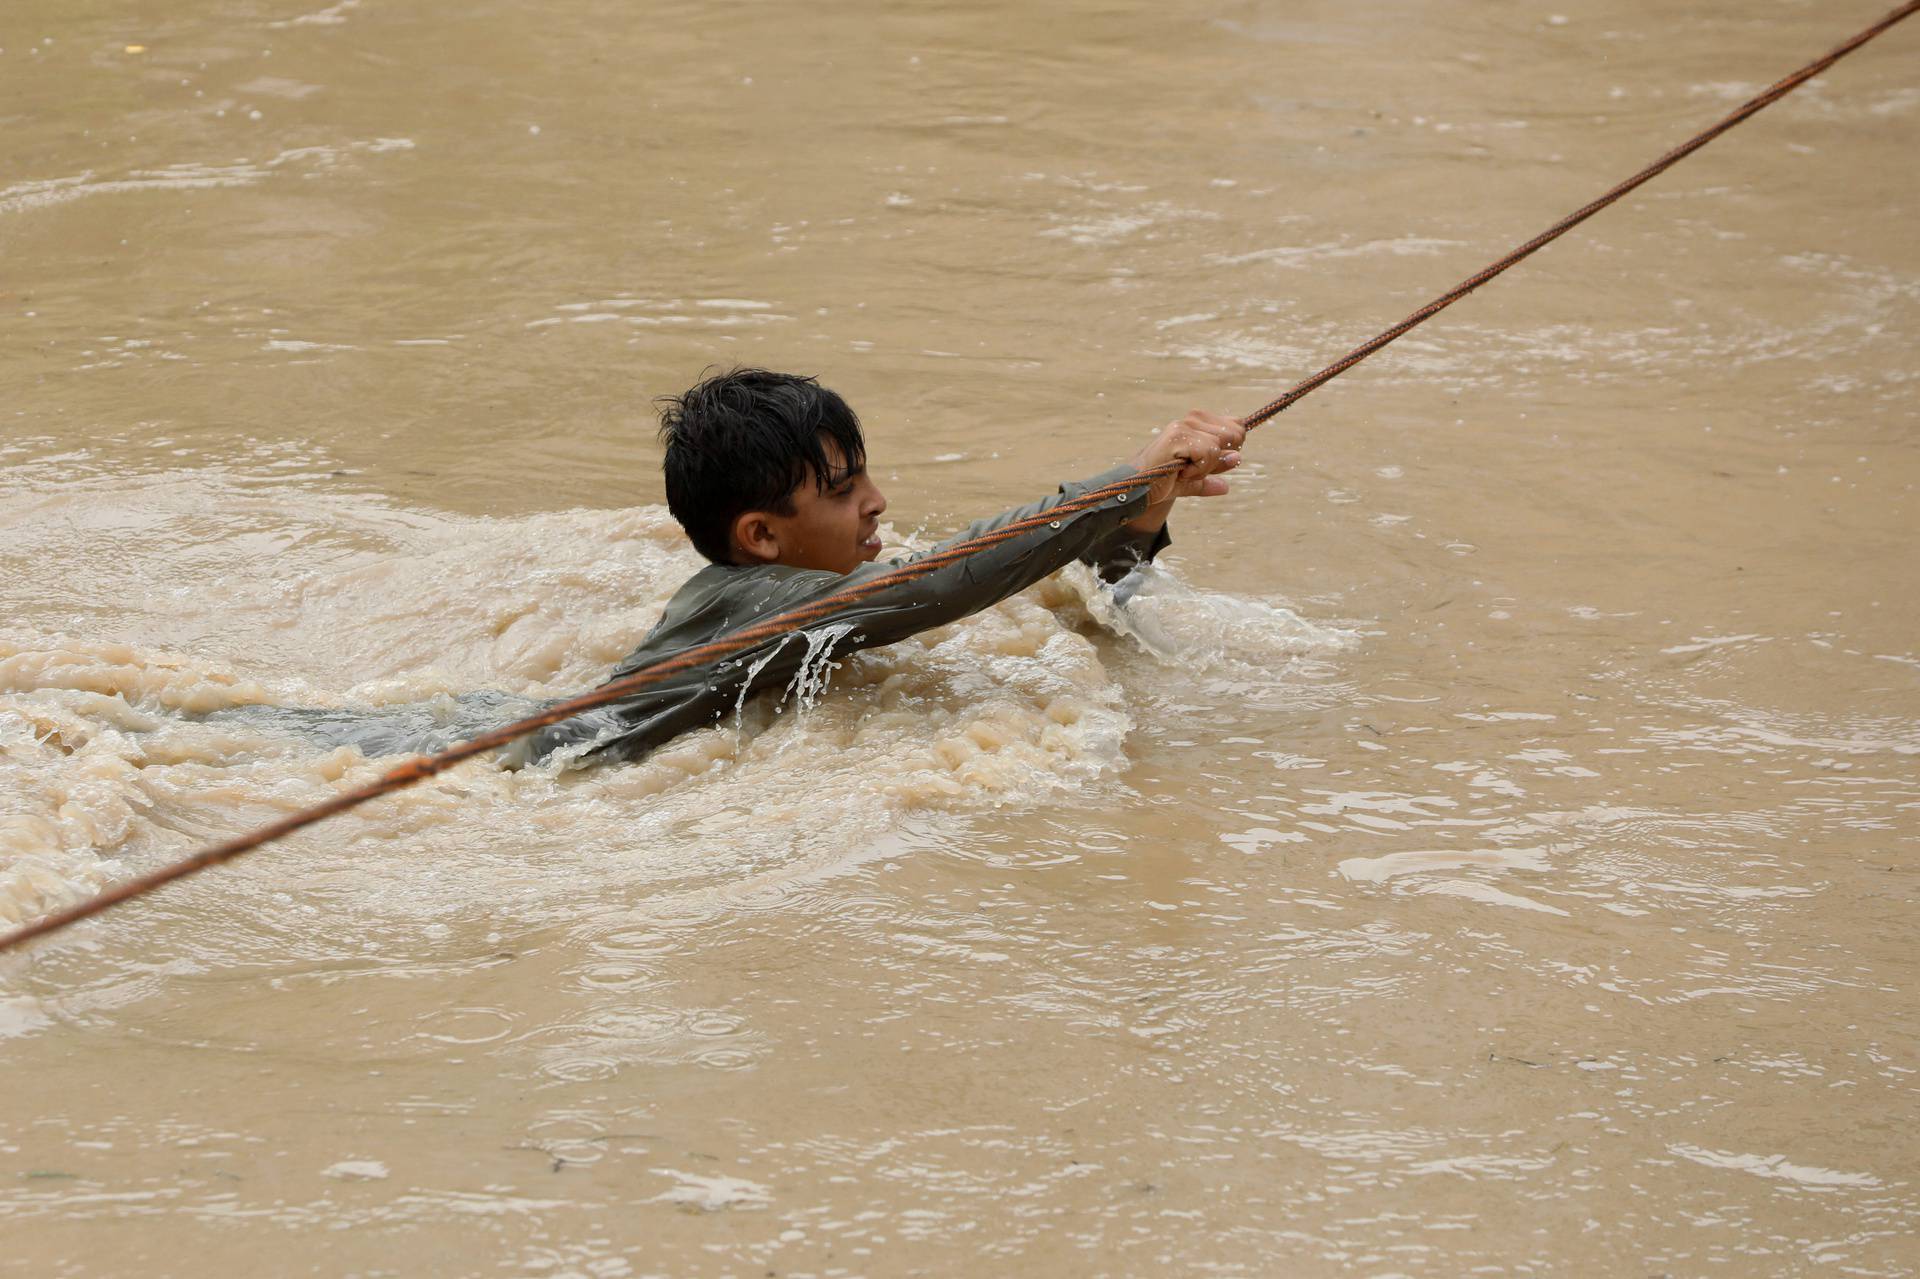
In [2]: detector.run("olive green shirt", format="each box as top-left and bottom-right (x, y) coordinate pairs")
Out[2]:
(518, 464), (1169, 767)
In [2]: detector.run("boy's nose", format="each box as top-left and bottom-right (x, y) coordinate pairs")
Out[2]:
(863, 481), (887, 519)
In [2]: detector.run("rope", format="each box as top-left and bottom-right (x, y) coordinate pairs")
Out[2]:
(0, 464), (1181, 952)
(3, 0), (1914, 955)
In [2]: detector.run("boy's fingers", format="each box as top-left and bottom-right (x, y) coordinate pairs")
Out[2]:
(1204, 411), (1244, 440)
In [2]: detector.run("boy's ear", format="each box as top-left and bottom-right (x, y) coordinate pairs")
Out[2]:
(731, 511), (781, 565)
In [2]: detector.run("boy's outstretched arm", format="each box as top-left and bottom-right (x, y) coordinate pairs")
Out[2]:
(525, 411), (1245, 766)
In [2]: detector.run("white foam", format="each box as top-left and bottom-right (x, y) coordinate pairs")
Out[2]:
(1669, 1144), (1879, 1189)
(651, 1170), (770, 1210)
(322, 1159), (390, 1181)
(0, 140), (413, 218)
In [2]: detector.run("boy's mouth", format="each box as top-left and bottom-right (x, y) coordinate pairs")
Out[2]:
(858, 527), (881, 558)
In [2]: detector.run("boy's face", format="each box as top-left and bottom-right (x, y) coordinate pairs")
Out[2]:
(736, 438), (888, 574)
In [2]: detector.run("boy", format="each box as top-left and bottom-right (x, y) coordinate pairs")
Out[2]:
(516, 368), (1244, 767)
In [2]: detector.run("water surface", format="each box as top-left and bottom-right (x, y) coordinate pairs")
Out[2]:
(2, 0), (1916, 1273)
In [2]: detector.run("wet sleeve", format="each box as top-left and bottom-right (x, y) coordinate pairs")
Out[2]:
(1079, 519), (1171, 585)
(742, 461), (1157, 647)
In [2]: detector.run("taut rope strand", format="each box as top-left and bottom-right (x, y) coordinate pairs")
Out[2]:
(3, 0), (1914, 954)
(1240, 0), (1920, 429)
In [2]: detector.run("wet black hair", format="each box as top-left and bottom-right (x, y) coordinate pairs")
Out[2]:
(658, 368), (868, 565)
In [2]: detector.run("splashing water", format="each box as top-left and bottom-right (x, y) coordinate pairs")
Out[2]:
(1087, 564), (1352, 660)
(777, 623), (860, 715)
(725, 622), (860, 751)
(0, 480), (1349, 931)
(731, 631), (797, 739)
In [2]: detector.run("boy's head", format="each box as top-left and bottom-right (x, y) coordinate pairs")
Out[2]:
(659, 368), (888, 574)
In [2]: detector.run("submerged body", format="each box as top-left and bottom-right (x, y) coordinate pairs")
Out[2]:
(519, 463), (1169, 765)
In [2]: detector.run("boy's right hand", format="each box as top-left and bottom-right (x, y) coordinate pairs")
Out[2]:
(1125, 409), (1246, 531)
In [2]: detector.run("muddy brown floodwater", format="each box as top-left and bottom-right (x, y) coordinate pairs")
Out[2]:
(2, 0), (1916, 1274)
